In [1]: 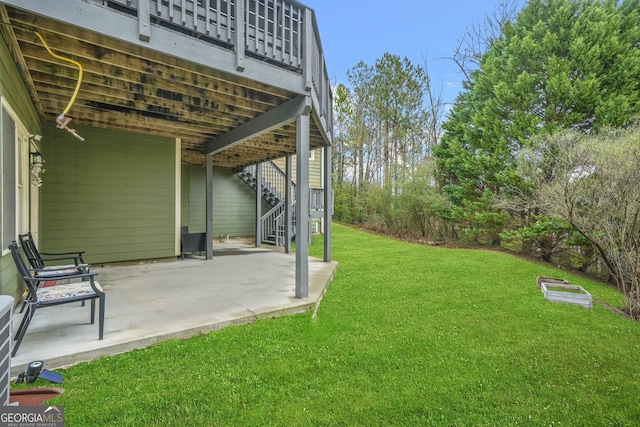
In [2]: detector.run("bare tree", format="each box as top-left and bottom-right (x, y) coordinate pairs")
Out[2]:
(519, 127), (640, 318)
(421, 55), (445, 154)
(448, 0), (523, 81)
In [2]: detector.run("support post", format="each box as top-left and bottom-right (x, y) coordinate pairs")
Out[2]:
(205, 153), (213, 259)
(323, 144), (332, 262)
(284, 154), (292, 254)
(295, 113), (310, 298)
(255, 162), (262, 248)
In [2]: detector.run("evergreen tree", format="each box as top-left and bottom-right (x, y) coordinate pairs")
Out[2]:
(436, 0), (640, 245)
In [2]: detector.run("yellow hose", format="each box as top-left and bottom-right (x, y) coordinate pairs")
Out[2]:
(34, 31), (83, 116)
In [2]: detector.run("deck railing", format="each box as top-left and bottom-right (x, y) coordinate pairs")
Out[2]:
(309, 187), (323, 211)
(106, 0), (332, 131)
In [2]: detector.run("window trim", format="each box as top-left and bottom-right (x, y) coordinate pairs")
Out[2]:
(1, 97), (29, 256)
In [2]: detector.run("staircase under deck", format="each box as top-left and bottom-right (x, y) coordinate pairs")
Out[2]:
(237, 161), (329, 247)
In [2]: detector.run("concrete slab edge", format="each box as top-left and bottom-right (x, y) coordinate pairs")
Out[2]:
(11, 260), (339, 376)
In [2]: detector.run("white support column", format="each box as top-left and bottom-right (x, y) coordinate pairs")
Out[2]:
(255, 162), (262, 248)
(323, 144), (332, 262)
(295, 113), (310, 298)
(284, 154), (292, 254)
(205, 153), (213, 259)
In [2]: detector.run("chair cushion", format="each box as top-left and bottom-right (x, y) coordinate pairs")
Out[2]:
(35, 265), (86, 277)
(36, 281), (103, 303)
(41, 279), (69, 288)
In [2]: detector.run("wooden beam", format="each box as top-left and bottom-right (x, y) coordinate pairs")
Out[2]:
(17, 44), (286, 118)
(204, 95), (310, 155)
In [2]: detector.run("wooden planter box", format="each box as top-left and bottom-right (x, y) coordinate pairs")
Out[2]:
(537, 277), (592, 310)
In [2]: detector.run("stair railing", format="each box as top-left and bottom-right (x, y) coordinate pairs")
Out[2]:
(261, 201), (285, 245)
(243, 161), (296, 206)
(240, 161), (328, 247)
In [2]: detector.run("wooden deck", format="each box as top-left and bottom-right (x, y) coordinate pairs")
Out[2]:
(0, 0), (332, 168)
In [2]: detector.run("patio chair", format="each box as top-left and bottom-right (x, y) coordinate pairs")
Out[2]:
(18, 233), (90, 313)
(8, 241), (105, 357)
(19, 232), (88, 273)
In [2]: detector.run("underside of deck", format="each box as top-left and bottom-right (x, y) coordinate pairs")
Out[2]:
(0, 0), (332, 168)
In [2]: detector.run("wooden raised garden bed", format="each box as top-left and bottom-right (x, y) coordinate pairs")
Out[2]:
(537, 277), (592, 310)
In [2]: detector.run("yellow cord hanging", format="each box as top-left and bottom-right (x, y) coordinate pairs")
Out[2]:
(34, 31), (85, 141)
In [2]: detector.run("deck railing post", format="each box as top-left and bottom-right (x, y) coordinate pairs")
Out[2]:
(235, 0), (246, 71)
(138, 0), (151, 41)
(302, 7), (313, 92)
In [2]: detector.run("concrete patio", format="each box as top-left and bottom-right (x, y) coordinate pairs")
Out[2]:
(9, 242), (338, 377)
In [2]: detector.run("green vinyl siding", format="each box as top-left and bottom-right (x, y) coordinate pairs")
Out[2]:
(182, 165), (256, 237)
(40, 124), (176, 263)
(0, 37), (40, 132)
(1, 34), (40, 300)
(272, 149), (324, 231)
(272, 148), (323, 188)
(0, 255), (20, 303)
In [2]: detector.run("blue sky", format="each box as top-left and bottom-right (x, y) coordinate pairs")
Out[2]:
(308, 0), (511, 107)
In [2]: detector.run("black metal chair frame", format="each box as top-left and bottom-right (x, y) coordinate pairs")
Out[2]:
(18, 232), (90, 314)
(180, 226), (206, 259)
(8, 241), (105, 357)
(19, 232), (88, 271)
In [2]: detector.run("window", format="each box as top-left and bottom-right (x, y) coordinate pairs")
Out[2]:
(1, 99), (29, 252)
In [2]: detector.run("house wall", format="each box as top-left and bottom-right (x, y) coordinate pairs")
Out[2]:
(0, 42), (40, 131)
(272, 148), (324, 232)
(0, 35), (41, 301)
(39, 124), (177, 263)
(272, 148), (323, 189)
(181, 165), (256, 238)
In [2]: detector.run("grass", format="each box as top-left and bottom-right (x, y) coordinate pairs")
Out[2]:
(17, 224), (640, 426)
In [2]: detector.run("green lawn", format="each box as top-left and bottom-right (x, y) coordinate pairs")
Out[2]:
(26, 224), (640, 425)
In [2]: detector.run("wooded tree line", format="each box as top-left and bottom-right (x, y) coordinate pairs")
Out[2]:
(332, 52), (448, 234)
(332, 0), (640, 317)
